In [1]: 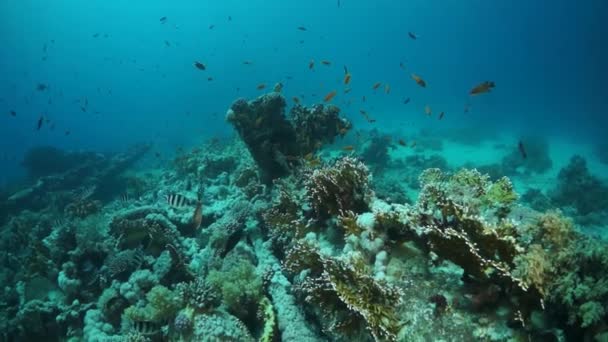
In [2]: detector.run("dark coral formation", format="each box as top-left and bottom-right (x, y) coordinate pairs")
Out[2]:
(550, 155), (608, 218)
(21, 146), (87, 179)
(227, 92), (350, 183)
(501, 136), (552, 176)
(361, 130), (392, 172)
(226, 93), (299, 182)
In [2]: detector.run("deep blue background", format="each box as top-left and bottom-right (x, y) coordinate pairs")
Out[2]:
(1, 0), (606, 185)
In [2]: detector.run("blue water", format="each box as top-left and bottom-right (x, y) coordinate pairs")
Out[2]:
(1, 0), (607, 185)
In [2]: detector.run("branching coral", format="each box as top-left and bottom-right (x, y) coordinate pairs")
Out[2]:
(109, 206), (180, 255)
(207, 259), (263, 315)
(418, 168), (518, 220)
(285, 241), (402, 341)
(175, 277), (221, 313)
(291, 103), (351, 155)
(104, 248), (145, 280)
(123, 285), (181, 323)
(262, 180), (309, 252)
(306, 156), (372, 219)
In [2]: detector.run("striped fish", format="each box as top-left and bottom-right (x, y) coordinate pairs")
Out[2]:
(119, 193), (130, 203)
(130, 319), (163, 335)
(52, 218), (65, 228)
(73, 185), (96, 201)
(164, 193), (192, 208)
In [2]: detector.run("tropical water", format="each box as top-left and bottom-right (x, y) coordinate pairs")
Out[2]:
(0, 0), (607, 341)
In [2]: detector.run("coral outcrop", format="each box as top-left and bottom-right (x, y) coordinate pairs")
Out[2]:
(226, 92), (351, 183)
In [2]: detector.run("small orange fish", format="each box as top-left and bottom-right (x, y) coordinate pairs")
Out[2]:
(342, 145), (355, 151)
(384, 84), (391, 94)
(344, 73), (351, 85)
(309, 60), (314, 70)
(321, 60), (331, 66)
(324, 90), (337, 102)
(470, 81), (495, 95)
(424, 105), (432, 115)
(411, 74), (426, 87)
(293, 96), (301, 104)
(438, 112), (445, 120)
(192, 200), (203, 229)
(256, 83), (266, 90)
(372, 82), (381, 90)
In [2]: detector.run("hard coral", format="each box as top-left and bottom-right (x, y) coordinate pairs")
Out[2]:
(206, 259), (263, 316)
(306, 156), (372, 218)
(361, 131), (391, 172)
(291, 103), (351, 155)
(226, 93), (299, 183)
(175, 278), (221, 312)
(550, 155), (608, 217)
(286, 242), (402, 342)
(123, 285), (181, 323)
(227, 92), (352, 184)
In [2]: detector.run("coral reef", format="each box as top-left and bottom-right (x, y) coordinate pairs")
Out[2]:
(3, 97), (608, 342)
